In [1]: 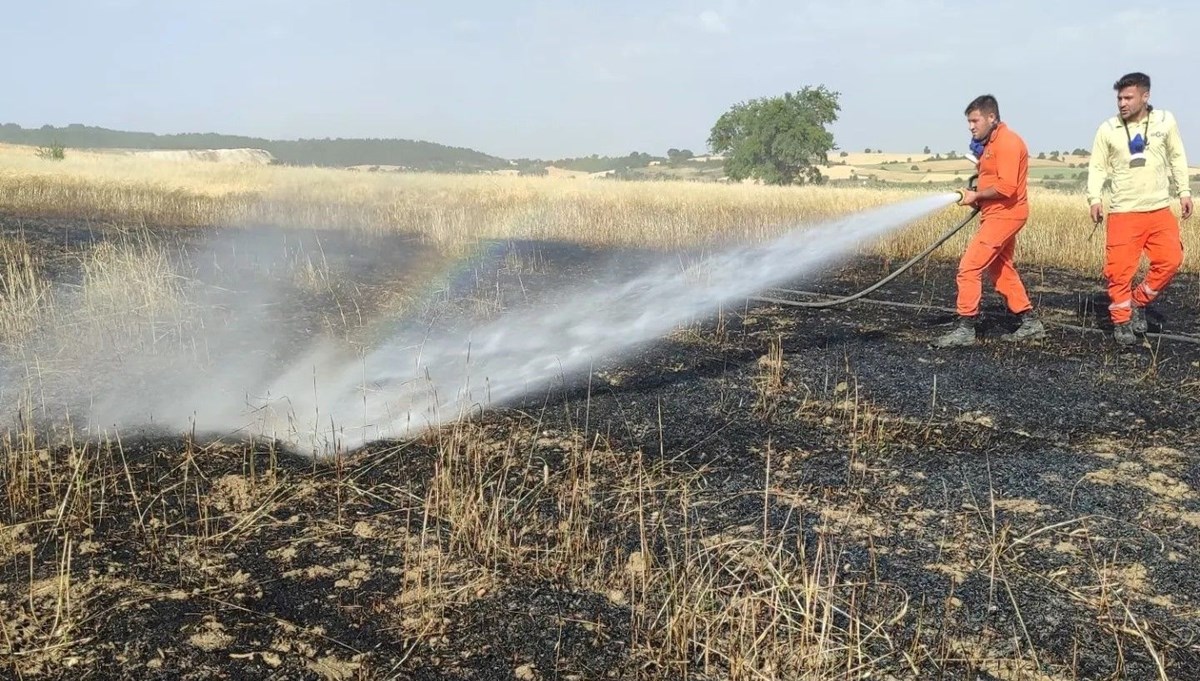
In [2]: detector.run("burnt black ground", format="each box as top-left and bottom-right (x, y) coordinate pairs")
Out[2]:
(489, 242), (1200, 679)
(4, 218), (1200, 679)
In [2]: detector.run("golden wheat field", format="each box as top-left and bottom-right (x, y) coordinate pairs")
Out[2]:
(0, 142), (1188, 275)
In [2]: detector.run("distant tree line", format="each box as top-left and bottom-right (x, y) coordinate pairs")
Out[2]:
(541, 151), (663, 173)
(0, 123), (511, 172)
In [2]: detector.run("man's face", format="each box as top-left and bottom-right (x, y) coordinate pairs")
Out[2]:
(1117, 86), (1149, 120)
(967, 110), (996, 141)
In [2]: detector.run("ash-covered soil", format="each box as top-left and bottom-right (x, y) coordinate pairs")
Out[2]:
(3, 217), (1200, 680)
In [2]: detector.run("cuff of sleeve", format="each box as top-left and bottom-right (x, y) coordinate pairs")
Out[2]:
(1179, 190), (1192, 197)
(1088, 197), (1101, 206)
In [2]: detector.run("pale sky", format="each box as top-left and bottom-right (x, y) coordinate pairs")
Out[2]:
(2, 1), (1195, 159)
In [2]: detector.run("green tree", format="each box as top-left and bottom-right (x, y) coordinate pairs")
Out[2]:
(707, 85), (840, 185)
(666, 148), (695, 163)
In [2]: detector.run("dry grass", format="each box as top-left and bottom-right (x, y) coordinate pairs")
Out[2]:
(0, 230), (196, 365)
(1, 142), (1192, 274)
(0, 238), (56, 347)
(82, 236), (184, 321)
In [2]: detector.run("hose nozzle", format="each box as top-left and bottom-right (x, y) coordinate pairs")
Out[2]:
(954, 173), (980, 205)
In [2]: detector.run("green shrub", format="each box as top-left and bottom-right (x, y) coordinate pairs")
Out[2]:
(36, 142), (65, 161)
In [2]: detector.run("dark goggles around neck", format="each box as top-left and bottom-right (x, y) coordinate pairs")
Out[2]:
(1124, 105), (1152, 155)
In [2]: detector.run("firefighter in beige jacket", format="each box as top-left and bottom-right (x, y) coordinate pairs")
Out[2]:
(1087, 72), (1193, 346)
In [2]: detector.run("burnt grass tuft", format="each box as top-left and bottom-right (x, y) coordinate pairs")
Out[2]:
(3, 224), (1200, 679)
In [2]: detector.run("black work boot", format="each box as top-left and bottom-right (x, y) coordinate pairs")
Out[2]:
(1113, 321), (1137, 346)
(1131, 305), (1148, 334)
(931, 316), (977, 348)
(1002, 309), (1046, 342)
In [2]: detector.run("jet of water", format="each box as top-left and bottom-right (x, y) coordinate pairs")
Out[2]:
(232, 192), (961, 454)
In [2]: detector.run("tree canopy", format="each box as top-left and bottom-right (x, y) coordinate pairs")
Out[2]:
(666, 148), (695, 163)
(707, 85), (840, 185)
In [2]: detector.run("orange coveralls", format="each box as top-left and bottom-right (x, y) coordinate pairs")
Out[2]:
(1104, 209), (1183, 322)
(956, 122), (1033, 318)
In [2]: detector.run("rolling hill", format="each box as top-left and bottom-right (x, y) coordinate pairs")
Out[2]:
(0, 123), (511, 172)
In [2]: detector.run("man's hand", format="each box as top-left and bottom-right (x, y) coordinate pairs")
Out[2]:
(958, 189), (978, 206)
(1181, 195), (1193, 220)
(1090, 203), (1104, 224)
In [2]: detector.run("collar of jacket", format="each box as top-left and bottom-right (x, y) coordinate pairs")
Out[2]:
(986, 122), (1007, 145)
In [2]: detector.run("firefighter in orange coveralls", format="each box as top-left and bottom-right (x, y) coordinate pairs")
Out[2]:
(932, 95), (1045, 348)
(1086, 72), (1192, 346)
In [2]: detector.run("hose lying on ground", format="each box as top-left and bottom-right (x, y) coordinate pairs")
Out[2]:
(778, 175), (980, 309)
(750, 288), (1200, 346)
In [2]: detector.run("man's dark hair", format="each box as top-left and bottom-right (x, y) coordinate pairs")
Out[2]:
(1114, 72), (1151, 91)
(964, 95), (1000, 120)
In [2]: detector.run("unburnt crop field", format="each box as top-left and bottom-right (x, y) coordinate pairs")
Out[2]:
(1, 157), (1199, 680)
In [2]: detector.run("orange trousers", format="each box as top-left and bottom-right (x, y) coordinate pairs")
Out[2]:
(956, 217), (1033, 317)
(1104, 207), (1183, 324)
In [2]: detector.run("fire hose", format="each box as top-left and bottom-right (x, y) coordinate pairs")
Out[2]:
(770, 174), (980, 309)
